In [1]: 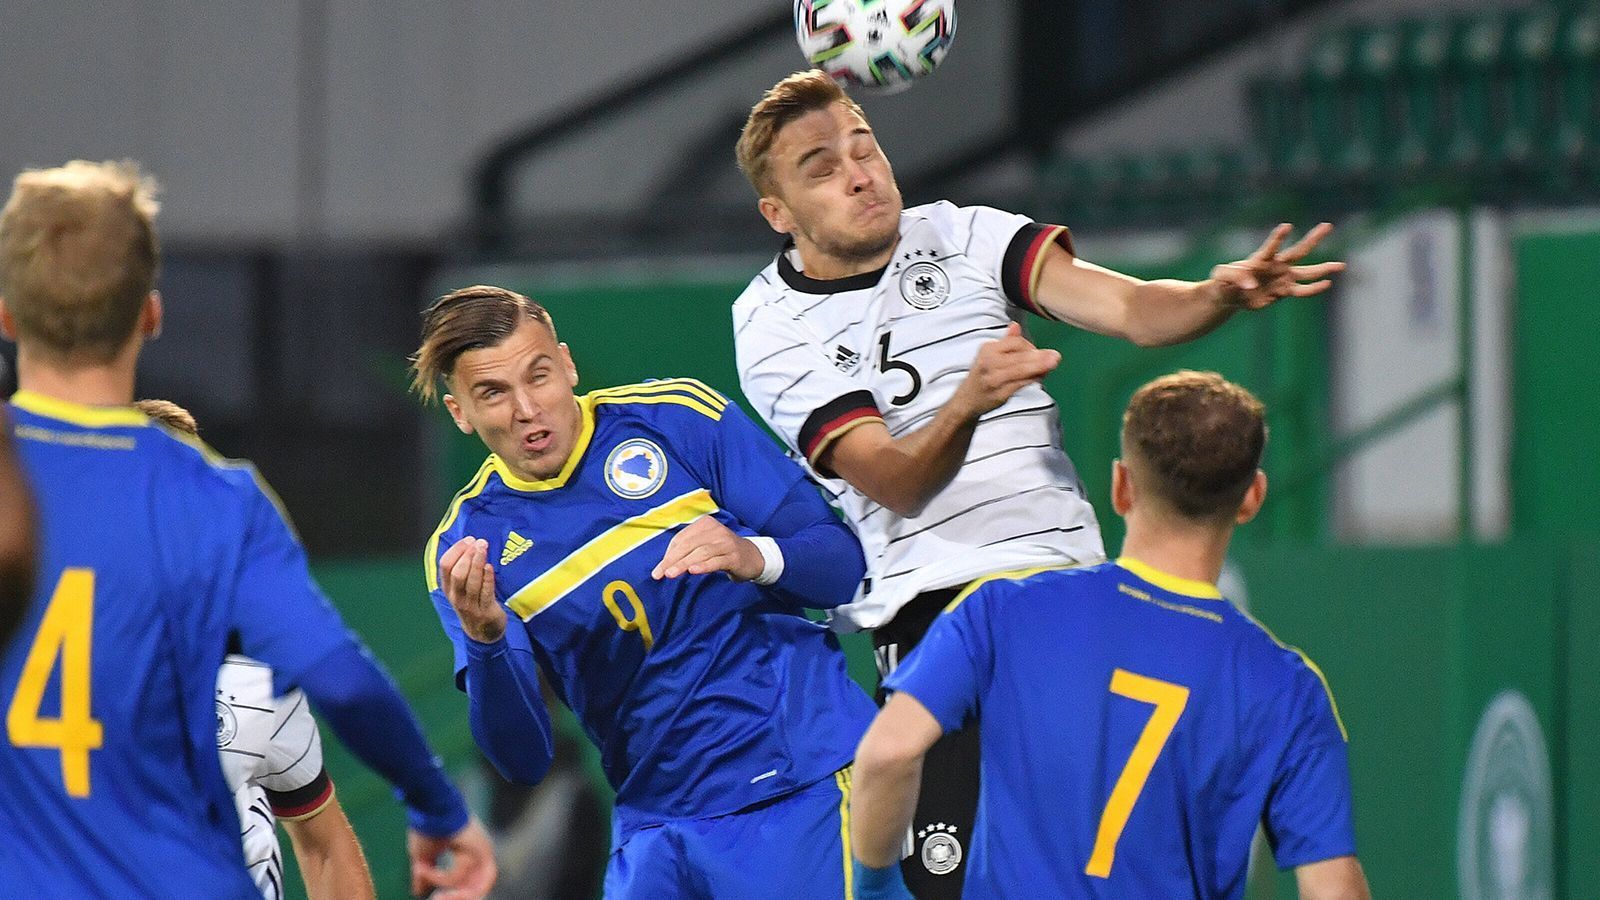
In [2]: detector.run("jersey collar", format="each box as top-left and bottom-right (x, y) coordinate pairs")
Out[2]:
(1116, 556), (1223, 600)
(776, 240), (888, 295)
(9, 389), (149, 428)
(489, 395), (597, 492)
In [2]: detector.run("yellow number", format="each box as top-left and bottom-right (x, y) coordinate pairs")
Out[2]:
(1085, 668), (1189, 878)
(6, 569), (104, 798)
(602, 580), (654, 651)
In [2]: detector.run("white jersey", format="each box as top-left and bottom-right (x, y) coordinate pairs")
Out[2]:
(217, 655), (332, 900)
(734, 201), (1105, 630)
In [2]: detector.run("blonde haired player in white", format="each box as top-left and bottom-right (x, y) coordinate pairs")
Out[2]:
(136, 399), (375, 900)
(732, 70), (1344, 897)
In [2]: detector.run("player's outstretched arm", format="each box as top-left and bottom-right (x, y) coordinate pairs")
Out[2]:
(441, 536), (556, 785)
(282, 794), (376, 900)
(0, 419), (36, 645)
(1031, 222), (1344, 347)
(823, 322), (1059, 518)
(1294, 856), (1371, 900)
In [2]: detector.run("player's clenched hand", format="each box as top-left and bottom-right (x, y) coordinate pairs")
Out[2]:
(1210, 222), (1345, 311)
(440, 537), (506, 644)
(651, 515), (765, 582)
(407, 817), (497, 899)
(949, 322), (1060, 420)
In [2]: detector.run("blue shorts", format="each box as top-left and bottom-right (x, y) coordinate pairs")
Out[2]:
(605, 768), (856, 899)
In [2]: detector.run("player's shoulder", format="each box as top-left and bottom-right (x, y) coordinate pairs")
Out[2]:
(1223, 604), (1348, 731)
(586, 378), (732, 426)
(908, 199), (1025, 242)
(945, 561), (1110, 617)
(732, 258), (788, 312)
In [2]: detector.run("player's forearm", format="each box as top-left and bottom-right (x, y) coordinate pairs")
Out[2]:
(284, 800), (376, 900)
(849, 741), (925, 868)
(1118, 278), (1236, 347)
(758, 479), (867, 608)
(836, 408), (979, 518)
(296, 643), (469, 837)
(465, 635), (555, 785)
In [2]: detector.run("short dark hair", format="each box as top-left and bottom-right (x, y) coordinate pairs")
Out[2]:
(1121, 370), (1267, 521)
(409, 285), (557, 404)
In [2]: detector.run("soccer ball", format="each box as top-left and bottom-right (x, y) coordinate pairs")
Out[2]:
(793, 0), (957, 94)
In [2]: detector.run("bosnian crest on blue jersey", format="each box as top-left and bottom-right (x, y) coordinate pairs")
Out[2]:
(605, 438), (668, 499)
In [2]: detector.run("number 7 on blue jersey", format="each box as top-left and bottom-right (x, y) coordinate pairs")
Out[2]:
(1086, 669), (1190, 878)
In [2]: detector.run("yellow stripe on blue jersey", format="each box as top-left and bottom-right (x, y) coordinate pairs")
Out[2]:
(424, 458), (498, 592)
(1116, 556), (1224, 600)
(1115, 582), (1224, 623)
(504, 488), (719, 619)
(9, 390), (150, 428)
(1234, 607), (1350, 742)
(945, 565), (1077, 613)
(589, 379), (727, 421)
(589, 378), (729, 413)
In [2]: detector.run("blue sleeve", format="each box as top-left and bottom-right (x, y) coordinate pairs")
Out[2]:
(294, 642), (469, 837)
(689, 399), (866, 608)
(1265, 664), (1358, 868)
(852, 859), (914, 899)
(463, 633), (556, 785)
(225, 477), (354, 687)
(881, 589), (996, 733)
(429, 587), (472, 690)
(758, 479), (865, 610)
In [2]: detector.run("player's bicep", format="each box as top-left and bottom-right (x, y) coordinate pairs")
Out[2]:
(1032, 246), (1144, 339)
(260, 689), (325, 793)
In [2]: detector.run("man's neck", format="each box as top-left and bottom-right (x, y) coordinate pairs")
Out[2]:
(16, 346), (138, 408)
(1117, 511), (1234, 588)
(791, 237), (898, 281)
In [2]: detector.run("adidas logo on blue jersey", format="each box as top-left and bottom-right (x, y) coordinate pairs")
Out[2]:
(501, 531), (532, 565)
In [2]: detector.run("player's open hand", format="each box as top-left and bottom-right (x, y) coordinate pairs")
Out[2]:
(652, 514), (765, 582)
(407, 817), (497, 899)
(950, 322), (1060, 420)
(440, 537), (506, 644)
(1210, 222), (1346, 311)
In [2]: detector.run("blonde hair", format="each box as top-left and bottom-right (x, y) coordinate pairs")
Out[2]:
(736, 70), (866, 196)
(133, 398), (197, 436)
(410, 285), (558, 405)
(0, 160), (160, 363)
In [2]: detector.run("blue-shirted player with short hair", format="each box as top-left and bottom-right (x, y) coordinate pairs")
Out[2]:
(0, 161), (495, 899)
(411, 284), (878, 898)
(849, 371), (1370, 899)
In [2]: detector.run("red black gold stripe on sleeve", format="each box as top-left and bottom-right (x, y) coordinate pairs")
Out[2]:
(799, 391), (883, 474)
(1002, 222), (1076, 320)
(266, 770), (335, 822)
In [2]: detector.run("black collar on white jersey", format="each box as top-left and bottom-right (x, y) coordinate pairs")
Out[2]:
(775, 240), (889, 294)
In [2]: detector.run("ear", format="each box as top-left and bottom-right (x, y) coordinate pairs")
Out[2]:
(0, 298), (14, 341)
(558, 342), (579, 387)
(143, 291), (163, 340)
(1110, 459), (1133, 517)
(442, 394), (475, 435)
(757, 195), (793, 236)
(1235, 470), (1268, 525)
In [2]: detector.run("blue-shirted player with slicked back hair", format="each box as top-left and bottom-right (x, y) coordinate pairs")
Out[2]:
(0, 160), (495, 899)
(412, 284), (878, 899)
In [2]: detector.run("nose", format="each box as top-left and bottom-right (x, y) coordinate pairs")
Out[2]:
(845, 157), (873, 193)
(511, 387), (540, 422)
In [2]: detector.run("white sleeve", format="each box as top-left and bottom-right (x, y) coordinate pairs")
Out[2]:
(256, 689), (324, 794)
(734, 296), (885, 470)
(932, 202), (1075, 319)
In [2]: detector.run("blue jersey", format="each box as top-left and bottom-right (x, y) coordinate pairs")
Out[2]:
(426, 380), (876, 836)
(0, 392), (358, 899)
(884, 559), (1356, 899)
